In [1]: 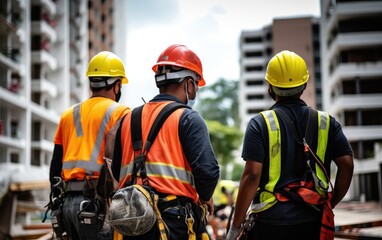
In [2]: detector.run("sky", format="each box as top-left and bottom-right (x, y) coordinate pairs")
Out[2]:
(120, 0), (321, 108)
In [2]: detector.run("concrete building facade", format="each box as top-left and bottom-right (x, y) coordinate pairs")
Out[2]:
(239, 17), (321, 131)
(239, 1), (382, 204)
(320, 0), (382, 203)
(0, 0), (124, 236)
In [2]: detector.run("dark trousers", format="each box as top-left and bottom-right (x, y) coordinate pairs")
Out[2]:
(246, 220), (321, 240)
(62, 193), (109, 240)
(123, 203), (209, 240)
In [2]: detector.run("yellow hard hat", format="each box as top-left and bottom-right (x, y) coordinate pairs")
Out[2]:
(265, 50), (309, 88)
(86, 51), (128, 84)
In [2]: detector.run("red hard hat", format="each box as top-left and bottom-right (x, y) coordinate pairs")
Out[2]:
(152, 44), (205, 86)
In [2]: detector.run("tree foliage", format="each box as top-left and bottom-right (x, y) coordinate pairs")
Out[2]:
(205, 120), (242, 179)
(196, 78), (240, 128)
(196, 78), (243, 179)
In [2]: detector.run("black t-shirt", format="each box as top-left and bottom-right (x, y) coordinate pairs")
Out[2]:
(241, 99), (353, 225)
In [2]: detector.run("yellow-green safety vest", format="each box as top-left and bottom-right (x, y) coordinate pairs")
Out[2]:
(250, 109), (330, 213)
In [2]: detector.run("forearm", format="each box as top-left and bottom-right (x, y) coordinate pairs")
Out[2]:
(50, 144), (63, 185)
(232, 161), (261, 228)
(331, 155), (354, 208)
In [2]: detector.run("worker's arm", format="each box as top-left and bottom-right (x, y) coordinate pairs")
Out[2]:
(331, 154), (354, 208)
(231, 160), (262, 228)
(179, 109), (220, 202)
(226, 160), (262, 240)
(49, 144), (63, 189)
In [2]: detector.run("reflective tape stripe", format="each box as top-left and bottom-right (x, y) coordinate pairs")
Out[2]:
(90, 103), (119, 164)
(317, 111), (329, 160)
(64, 102), (120, 174)
(120, 162), (195, 186)
(264, 110), (277, 131)
(73, 104), (83, 137)
(260, 110), (281, 193)
(319, 111), (328, 130)
(315, 111), (330, 192)
(62, 160), (102, 174)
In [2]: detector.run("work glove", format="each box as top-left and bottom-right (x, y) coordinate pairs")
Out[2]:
(226, 225), (241, 240)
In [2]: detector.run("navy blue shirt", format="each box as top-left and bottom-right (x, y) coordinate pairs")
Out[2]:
(112, 94), (220, 201)
(242, 99), (353, 225)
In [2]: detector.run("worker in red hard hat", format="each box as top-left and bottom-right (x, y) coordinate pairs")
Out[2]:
(109, 44), (220, 240)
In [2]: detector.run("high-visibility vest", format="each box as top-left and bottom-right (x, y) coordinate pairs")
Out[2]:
(250, 109), (330, 212)
(54, 97), (129, 181)
(119, 101), (198, 203)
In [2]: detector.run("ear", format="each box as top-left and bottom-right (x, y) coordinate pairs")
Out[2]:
(186, 78), (193, 94)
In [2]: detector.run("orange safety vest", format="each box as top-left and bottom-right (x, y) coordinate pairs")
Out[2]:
(54, 97), (129, 181)
(118, 101), (198, 203)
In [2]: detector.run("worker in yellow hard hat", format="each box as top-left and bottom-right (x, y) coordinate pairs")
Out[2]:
(227, 50), (354, 240)
(49, 51), (131, 239)
(208, 179), (238, 239)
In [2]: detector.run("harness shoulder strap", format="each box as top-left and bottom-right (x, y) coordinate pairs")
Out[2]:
(274, 107), (332, 194)
(305, 108), (318, 150)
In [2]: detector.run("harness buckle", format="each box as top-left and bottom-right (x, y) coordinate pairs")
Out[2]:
(185, 203), (195, 236)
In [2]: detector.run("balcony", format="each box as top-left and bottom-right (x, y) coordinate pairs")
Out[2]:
(330, 94), (382, 115)
(0, 88), (27, 109)
(0, 49), (21, 72)
(31, 21), (57, 43)
(31, 50), (57, 71)
(0, 135), (26, 150)
(329, 62), (382, 89)
(324, 1), (382, 37)
(31, 78), (58, 98)
(31, 0), (56, 16)
(342, 125), (382, 142)
(31, 139), (54, 153)
(31, 102), (60, 125)
(328, 32), (382, 62)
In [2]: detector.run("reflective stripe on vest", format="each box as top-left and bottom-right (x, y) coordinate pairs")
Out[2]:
(119, 101), (198, 202)
(119, 162), (195, 186)
(73, 103), (83, 137)
(251, 109), (330, 213)
(250, 110), (281, 212)
(315, 111), (330, 194)
(62, 102), (120, 175)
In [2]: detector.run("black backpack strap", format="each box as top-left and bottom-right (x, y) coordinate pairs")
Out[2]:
(304, 108), (318, 166)
(129, 102), (190, 186)
(273, 108), (303, 145)
(131, 106), (144, 153)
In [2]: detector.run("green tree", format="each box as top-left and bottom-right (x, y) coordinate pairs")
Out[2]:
(196, 79), (243, 179)
(196, 78), (240, 128)
(205, 120), (242, 179)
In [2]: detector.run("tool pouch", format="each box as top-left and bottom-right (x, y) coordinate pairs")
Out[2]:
(320, 201), (334, 240)
(51, 208), (68, 239)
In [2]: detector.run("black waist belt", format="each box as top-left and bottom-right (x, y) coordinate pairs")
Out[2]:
(65, 179), (98, 192)
(157, 194), (194, 212)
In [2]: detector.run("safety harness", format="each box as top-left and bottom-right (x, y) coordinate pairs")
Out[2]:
(127, 101), (209, 240)
(242, 107), (335, 239)
(128, 102), (188, 239)
(42, 177), (68, 239)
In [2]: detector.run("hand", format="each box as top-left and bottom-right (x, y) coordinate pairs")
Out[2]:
(200, 197), (214, 215)
(226, 225), (241, 240)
